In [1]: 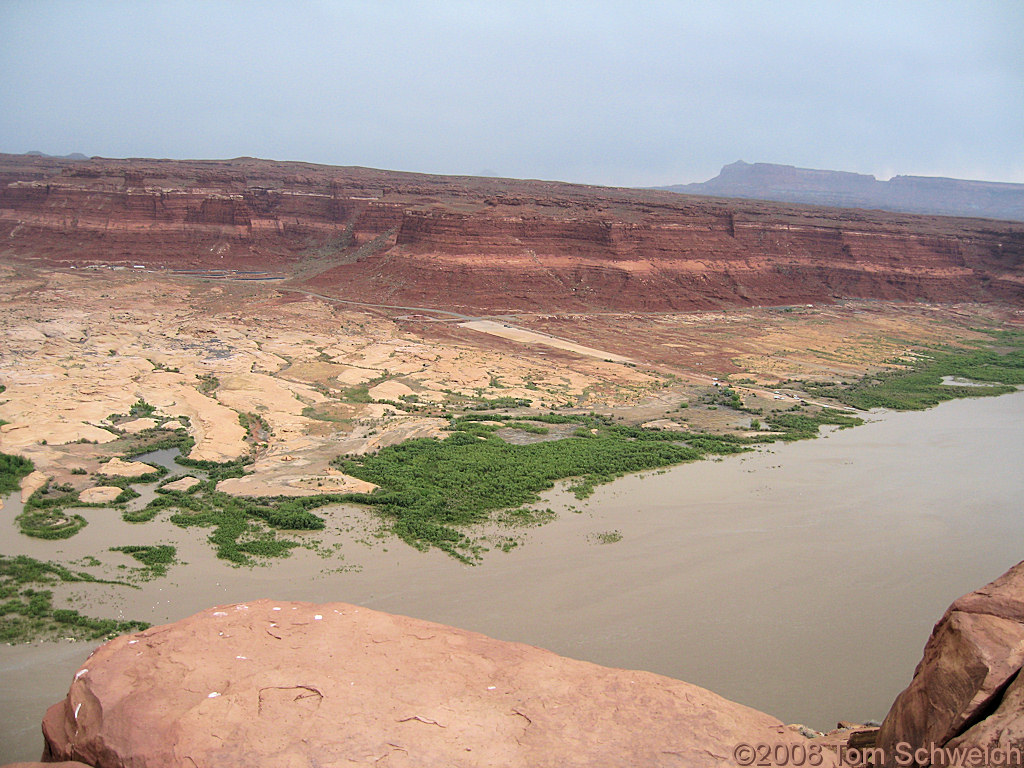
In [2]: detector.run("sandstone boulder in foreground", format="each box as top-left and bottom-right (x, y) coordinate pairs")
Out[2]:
(877, 560), (1024, 765)
(41, 599), (823, 767)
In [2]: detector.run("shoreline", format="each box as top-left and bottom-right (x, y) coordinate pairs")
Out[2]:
(3, 389), (1023, 760)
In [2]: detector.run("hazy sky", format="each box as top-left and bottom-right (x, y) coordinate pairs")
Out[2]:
(2, 1), (1022, 187)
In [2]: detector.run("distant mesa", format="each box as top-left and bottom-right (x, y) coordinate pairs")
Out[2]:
(24, 150), (88, 160)
(660, 160), (1024, 221)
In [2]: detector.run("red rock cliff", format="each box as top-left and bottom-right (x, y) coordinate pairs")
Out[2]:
(1, 154), (1021, 311)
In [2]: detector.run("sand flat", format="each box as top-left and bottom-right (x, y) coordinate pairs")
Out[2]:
(460, 320), (635, 363)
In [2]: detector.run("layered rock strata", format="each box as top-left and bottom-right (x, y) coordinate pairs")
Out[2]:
(1, 154), (1021, 312)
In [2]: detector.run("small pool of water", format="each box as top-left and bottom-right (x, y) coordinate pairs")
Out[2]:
(939, 375), (1000, 387)
(132, 447), (195, 474)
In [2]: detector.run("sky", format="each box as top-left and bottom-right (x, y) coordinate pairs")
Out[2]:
(1, 1), (1022, 187)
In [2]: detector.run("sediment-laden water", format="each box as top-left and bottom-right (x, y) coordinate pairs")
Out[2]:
(2, 391), (1023, 760)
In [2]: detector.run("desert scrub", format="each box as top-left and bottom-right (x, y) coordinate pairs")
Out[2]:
(701, 385), (763, 414)
(17, 509), (88, 539)
(806, 331), (1024, 411)
(168, 497), (302, 565)
(94, 464), (167, 486)
(330, 407), (873, 559)
(527, 412), (593, 425)
(128, 398), (157, 418)
(760, 409), (864, 441)
(127, 478), (227, 524)
(138, 487), (332, 564)
(122, 426), (193, 458)
(301, 404), (353, 422)
(0, 452), (33, 495)
(503, 421), (550, 435)
(589, 530), (623, 545)
(333, 421), (706, 561)
(335, 384), (372, 403)
(463, 395), (533, 410)
(157, 474), (202, 493)
(567, 474), (600, 499)
(493, 506), (556, 528)
(197, 373), (220, 394)
(122, 506), (160, 523)
(447, 415), (504, 433)
(174, 447), (253, 481)
(110, 545), (178, 578)
(0, 554), (148, 642)
(17, 483), (88, 539)
(239, 411), (272, 441)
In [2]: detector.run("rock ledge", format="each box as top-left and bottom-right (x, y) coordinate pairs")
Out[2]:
(41, 599), (825, 767)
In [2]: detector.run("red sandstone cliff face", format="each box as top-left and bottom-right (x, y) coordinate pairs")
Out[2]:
(877, 560), (1024, 766)
(1, 154), (1021, 311)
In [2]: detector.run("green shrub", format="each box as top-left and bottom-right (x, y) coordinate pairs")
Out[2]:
(761, 409), (863, 441)
(504, 422), (550, 435)
(0, 452), (33, 495)
(110, 545), (177, 577)
(0, 555), (147, 642)
(129, 399), (156, 418)
(197, 374), (220, 394)
(333, 427), (702, 560)
(806, 334), (1024, 411)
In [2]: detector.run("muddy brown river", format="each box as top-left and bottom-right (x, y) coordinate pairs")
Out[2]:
(2, 391), (1023, 761)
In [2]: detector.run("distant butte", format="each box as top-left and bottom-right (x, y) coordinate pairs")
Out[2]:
(0, 153), (1021, 313)
(660, 160), (1024, 222)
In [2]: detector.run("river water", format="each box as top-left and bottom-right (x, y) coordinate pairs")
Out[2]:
(2, 391), (1023, 761)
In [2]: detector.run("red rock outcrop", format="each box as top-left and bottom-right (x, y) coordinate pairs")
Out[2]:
(877, 561), (1024, 766)
(39, 600), (830, 767)
(1, 153), (1022, 312)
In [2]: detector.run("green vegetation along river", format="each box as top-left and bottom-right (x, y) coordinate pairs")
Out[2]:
(2, 389), (1023, 760)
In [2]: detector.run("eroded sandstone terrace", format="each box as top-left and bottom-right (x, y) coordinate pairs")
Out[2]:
(1, 263), (1019, 504)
